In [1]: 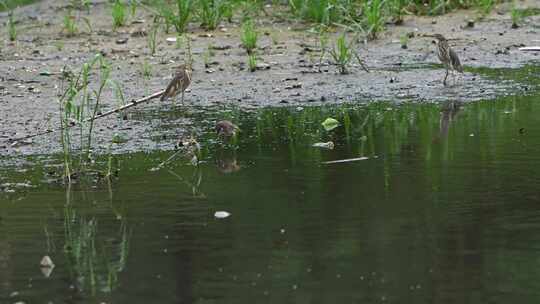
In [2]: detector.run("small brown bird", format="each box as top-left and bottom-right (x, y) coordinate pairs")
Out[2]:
(161, 64), (192, 103)
(427, 34), (463, 86)
(215, 120), (239, 138)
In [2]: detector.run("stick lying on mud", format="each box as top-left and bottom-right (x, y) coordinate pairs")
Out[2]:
(7, 90), (165, 144)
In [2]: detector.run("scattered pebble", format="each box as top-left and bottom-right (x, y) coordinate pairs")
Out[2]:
(312, 141), (335, 149)
(214, 211), (231, 219)
(40, 255), (54, 268)
(256, 63), (271, 70)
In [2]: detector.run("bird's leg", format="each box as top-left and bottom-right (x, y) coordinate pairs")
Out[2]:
(180, 79), (185, 105)
(443, 68), (449, 86)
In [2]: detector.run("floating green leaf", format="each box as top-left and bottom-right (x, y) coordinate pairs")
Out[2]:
(322, 118), (339, 131)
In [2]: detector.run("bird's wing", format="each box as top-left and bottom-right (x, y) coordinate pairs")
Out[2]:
(161, 71), (186, 101)
(161, 77), (177, 101)
(449, 48), (463, 72)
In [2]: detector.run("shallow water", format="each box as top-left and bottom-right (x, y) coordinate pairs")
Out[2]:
(2, 89), (540, 303)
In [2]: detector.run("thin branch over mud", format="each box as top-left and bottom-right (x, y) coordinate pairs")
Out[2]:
(6, 90), (165, 145)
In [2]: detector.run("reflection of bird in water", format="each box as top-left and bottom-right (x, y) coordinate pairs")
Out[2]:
(424, 34), (463, 86)
(216, 157), (241, 174)
(174, 136), (201, 166)
(215, 120), (239, 138)
(434, 101), (461, 142)
(161, 64), (192, 103)
(215, 121), (240, 173)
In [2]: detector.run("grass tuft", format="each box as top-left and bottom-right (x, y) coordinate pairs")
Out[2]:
(248, 53), (257, 72)
(112, 0), (127, 29)
(199, 0), (228, 30)
(157, 0), (193, 33)
(8, 10), (17, 41)
(63, 11), (78, 37)
(511, 4), (521, 28)
(241, 19), (258, 54)
(364, 0), (385, 40)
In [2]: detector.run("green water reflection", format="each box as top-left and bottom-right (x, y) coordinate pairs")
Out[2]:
(2, 90), (540, 303)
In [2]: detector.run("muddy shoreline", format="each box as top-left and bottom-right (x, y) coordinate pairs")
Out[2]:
(1, 0), (539, 156)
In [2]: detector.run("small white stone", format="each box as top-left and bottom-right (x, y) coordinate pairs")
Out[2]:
(214, 211), (231, 219)
(40, 256), (54, 268)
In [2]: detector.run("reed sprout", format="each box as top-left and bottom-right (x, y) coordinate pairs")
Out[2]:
(241, 19), (258, 54)
(112, 0), (127, 29)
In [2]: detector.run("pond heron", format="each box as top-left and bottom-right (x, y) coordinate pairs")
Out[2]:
(425, 34), (463, 86)
(215, 120), (239, 138)
(161, 64), (192, 103)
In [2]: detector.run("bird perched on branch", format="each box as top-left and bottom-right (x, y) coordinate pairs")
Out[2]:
(161, 64), (192, 103)
(425, 34), (463, 86)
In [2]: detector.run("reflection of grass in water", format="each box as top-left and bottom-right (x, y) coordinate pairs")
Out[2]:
(249, 103), (442, 159)
(63, 203), (98, 294)
(63, 191), (131, 295)
(469, 64), (540, 87)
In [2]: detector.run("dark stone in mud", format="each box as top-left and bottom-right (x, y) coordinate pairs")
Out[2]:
(466, 20), (475, 28)
(210, 45), (232, 51)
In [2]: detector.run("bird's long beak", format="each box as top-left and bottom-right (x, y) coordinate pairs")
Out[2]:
(420, 33), (435, 38)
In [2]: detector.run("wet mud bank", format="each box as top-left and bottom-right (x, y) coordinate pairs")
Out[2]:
(0, 0), (539, 157)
